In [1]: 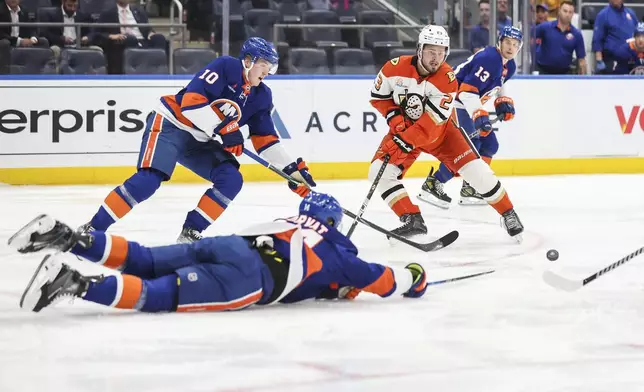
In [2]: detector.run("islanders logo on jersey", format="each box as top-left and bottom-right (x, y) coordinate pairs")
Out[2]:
(480, 86), (502, 105)
(210, 99), (242, 122)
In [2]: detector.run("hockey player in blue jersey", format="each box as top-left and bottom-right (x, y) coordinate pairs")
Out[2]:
(417, 26), (521, 209)
(79, 37), (316, 243)
(9, 192), (428, 313)
(614, 22), (644, 74)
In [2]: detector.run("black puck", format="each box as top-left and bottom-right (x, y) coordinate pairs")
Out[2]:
(547, 249), (559, 261)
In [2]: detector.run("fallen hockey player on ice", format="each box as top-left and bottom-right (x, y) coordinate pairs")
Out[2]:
(8, 192), (428, 313)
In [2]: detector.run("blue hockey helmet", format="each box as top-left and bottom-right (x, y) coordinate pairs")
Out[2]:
(635, 22), (644, 37)
(299, 192), (343, 229)
(498, 26), (523, 50)
(239, 37), (279, 75)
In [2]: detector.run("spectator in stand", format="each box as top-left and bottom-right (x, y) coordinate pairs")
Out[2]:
(40, 0), (99, 58)
(535, 0), (587, 74)
(536, 4), (549, 25)
(96, 0), (168, 74)
(469, 0), (513, 53)
(0, 0), (50, 73)
(470, 0), (491, 52)
(592, 0), (638, 74)
(497, 0), (512, 29)
(614, 22), (644, 74)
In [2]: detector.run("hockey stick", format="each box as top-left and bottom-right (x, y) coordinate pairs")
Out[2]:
(426, 269), (495, 287)
(242, 148), (459, 252)
(345, 154), (390, 239)
(543, 246), (644, 292)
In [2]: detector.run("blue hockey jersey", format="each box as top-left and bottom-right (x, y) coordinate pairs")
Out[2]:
(239, 215), (416, 304)
(156, 56), (280, 154)
(614, 39), (644, 74)
(453, 46), (516, 116)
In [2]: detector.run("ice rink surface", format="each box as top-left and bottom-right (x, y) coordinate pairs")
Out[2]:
(1, 174), (644, 392)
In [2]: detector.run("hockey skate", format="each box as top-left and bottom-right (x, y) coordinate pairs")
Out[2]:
(8, 214), (92, 254)
(458, 181), (487, 206)
(388, 213), (428, 240)
(20, 254), (102, 312)
(417, 168), (452, 209)
(177, 227), (203, 244)
(501, 209), (524, 243)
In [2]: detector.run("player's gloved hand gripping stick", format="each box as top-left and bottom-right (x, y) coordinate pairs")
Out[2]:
(242, 148), (459, 252)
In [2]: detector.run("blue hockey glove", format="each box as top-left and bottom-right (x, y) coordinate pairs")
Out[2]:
(595, 60), (606, 72)
(472, 109), (493, 137)
(403, 263), (427, 298)
(213, 117), (243, 156)
(283, 158), (316, 197)
(494, 96), (515, 122)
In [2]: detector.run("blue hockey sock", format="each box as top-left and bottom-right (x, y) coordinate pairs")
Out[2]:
(83, 274), (177, 312)
(435, 163), (455, 184)
(90, 169), (164, 231)
(183, 163), (243, 232)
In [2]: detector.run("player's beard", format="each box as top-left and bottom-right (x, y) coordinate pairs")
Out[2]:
(419, 55), (441, 74)
(425, 60), (441, 74)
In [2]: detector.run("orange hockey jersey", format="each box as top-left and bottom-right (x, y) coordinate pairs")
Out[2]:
(370, 55), (458, 149)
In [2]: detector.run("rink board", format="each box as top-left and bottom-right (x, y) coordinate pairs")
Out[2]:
(0, 75), (643, 185)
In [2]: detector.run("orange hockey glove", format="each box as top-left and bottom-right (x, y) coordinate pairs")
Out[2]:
(379, 133), (414, 166)
(386, 108), (413, 134)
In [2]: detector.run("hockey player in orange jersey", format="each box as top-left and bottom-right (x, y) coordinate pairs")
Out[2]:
(368, 25), (524, 242)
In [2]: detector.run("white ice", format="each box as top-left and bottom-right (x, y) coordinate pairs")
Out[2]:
(1, 174), (644, 392)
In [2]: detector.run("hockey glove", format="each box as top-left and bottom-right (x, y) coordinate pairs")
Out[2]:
(595, 60), (606, 72)
(472, 109), (493, 137)
(380, 133), (414, 166)
(494, 96), (515, 122)
(283, 158), (316, 197)
(214, 118), (243, 156)
(403, 263), (427, 298)
(386, 109), (413, 134)
(317, 284), (361, 300)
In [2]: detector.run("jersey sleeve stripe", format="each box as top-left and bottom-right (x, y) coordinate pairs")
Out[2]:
(371, 92), (393, 99)
(458, 82), (479, 94)
(161, 96), (196, 128)
(180, 92), (210, 111)
(361, 267), (396, 296)
(251, 134), (279, 154)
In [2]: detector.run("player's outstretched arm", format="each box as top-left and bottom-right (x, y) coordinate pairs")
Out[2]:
(340, 254), (428, 299)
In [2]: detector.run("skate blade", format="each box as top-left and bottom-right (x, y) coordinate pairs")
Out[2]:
(7, 214), (56, 253)
(20, 254), (62, 311)
(512, 234), (523, 244)
(416, 193), (451, 210)
(458, 197), (487, 206)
